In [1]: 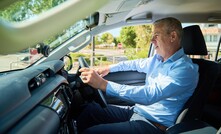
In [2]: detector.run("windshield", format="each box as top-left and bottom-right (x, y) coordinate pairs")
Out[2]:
(0, 0), (90, 72)
(0, 0), (67, 22)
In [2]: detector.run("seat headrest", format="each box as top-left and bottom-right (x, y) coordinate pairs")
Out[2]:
(181, 25), (208, 55)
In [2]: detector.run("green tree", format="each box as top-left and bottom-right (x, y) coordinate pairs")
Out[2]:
(134, 25), (152, 52)
(121, 25), (152, 59)
(94, 35), (102, 45)
(119, 26), (136, 48)
(100, 33), (114, 44)
(113, 37), (119, 47)
(0, 0), (66, 22)
(116, 36), (121, 43)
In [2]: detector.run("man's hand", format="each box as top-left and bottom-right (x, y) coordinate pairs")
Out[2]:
(95, 66), (110, 77)
(79, 67), (108, 92)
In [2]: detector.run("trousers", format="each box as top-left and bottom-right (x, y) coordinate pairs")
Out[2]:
(76, 102), (164, 134)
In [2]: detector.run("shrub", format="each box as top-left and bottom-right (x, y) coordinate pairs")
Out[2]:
(124, 47), (149, 60)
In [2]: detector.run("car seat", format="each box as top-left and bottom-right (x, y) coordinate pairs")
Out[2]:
(166, 25), (221, 134)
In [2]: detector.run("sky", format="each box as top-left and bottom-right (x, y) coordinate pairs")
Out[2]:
(108, 28), (121, 37)
(99, 28), (121, 37)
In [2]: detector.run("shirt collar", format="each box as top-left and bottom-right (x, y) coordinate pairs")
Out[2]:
(156, 48), (185, 62)
(168, 48), (185, 62)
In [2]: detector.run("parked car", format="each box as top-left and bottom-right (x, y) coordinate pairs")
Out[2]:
(0, 0), (221, 133)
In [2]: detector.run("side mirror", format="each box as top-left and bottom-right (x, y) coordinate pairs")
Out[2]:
(63, 55), (73, 71)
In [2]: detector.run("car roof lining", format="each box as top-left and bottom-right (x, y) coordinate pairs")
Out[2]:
(102, 0), (221, 24)
(99, 0), (221, 15)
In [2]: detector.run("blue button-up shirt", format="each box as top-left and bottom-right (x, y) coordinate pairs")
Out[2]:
(106, 48), (199, 127)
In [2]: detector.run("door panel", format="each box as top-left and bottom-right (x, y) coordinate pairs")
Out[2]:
(103, 71), (146, 106)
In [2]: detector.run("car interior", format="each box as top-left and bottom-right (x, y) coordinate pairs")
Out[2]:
(0, 0), (221, 134)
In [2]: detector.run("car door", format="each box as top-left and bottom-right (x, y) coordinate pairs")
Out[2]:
(103, 71), (146, 106)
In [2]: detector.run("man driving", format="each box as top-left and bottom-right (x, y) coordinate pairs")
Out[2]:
(77, 17), (199, 134)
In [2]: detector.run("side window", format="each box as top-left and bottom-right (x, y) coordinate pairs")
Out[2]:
(67, 25), (153, 73)
(216, 38), (221, 63)
(200, 24), (221, 61)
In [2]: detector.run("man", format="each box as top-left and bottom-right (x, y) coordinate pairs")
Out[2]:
(77, 17), (199, 134)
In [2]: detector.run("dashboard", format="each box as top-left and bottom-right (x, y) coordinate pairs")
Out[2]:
(0, 60), (73, 133)
(0, 59), (147, 133)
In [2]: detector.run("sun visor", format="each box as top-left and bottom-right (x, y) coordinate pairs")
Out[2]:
(124, 4), (153, 24)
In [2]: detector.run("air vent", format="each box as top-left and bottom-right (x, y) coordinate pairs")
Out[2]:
(28, 69), (50, 91)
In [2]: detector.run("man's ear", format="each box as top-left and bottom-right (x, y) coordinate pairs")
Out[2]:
(170, 31), (177, 42)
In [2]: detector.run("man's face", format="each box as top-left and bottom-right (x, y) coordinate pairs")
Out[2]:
(151, 24), (172, 59)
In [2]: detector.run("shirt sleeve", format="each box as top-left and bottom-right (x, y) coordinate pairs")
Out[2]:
(106, 63), (199, 105)
(109, 58), (152, 73)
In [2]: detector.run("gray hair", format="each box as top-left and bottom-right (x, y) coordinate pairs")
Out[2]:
(154, 17), (183, 42)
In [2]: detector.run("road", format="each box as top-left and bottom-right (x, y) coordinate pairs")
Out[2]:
(79, 48), (125, 56)
(0, 54), (29, 72)
(0, 49), (128, 72)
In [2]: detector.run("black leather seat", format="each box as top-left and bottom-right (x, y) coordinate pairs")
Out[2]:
(166, 25), (220, 133)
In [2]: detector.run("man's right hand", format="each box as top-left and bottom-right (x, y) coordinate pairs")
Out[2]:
(95, 66), (110, 77)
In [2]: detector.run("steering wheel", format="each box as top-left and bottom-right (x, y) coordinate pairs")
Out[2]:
(76, 56), (107, 107)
